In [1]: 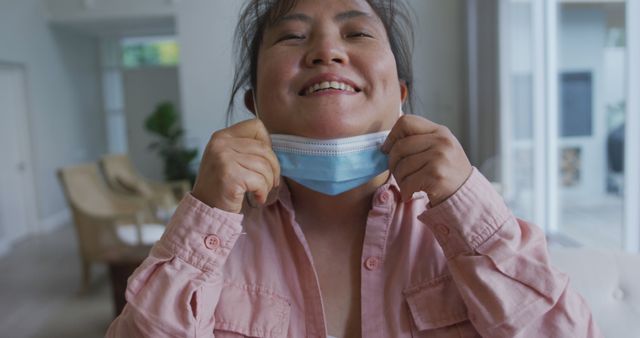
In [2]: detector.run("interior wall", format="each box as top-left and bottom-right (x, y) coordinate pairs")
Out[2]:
(409, 0), (466, 145)
(45, 0), (175, 21)
(176, 0), (467, 156)
(468, 0), (500, 180)
(0, 0), (105, 228)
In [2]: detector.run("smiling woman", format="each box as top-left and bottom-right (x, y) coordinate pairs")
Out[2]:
(106, 1), (602, 337)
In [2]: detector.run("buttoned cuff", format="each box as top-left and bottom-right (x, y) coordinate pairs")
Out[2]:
(418, 168), (511, 259)
(158, 193), (244, 273)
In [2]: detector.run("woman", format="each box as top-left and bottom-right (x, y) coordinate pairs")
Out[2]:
(107, 0), (601, 337)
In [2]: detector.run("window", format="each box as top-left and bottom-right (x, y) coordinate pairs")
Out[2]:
(499, 0), (640, 252)
(121, 36), (179, 68)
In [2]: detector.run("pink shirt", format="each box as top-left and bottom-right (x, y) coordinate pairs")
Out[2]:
(106, 168), (602, 337)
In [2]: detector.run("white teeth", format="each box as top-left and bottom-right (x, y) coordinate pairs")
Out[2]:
(305, 81), (357, 95)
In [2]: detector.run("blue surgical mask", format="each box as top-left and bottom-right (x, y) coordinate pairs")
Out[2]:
(271, 131), (390, 196)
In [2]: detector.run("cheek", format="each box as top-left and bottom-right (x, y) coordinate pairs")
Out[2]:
(380, 59), (401, 90)
(258, 52), (298, 90)
(362, 50), (400, 92)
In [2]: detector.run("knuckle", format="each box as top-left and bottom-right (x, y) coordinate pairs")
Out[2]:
(211, 129), (228, 142)
(431, 167), (446, 181)
(209, 135), (227, 151)
(225, 184), (245, 201)
(431, 148), (446, 160)
(399, 115), (412, 127)
(438, 135), (453, 147)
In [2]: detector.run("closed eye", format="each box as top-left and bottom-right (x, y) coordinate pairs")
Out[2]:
(277, 34), (306, 42)
(347, 32), (373, 38)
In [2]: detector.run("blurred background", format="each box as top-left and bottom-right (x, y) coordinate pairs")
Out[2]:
(1, 0), (639, 337)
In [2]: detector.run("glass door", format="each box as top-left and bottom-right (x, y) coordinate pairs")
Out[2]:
(499, 0), (640, 251)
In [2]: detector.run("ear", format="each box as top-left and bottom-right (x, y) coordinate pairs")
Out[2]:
(399, 80), (409, 103)
(244, 90), (256, 115)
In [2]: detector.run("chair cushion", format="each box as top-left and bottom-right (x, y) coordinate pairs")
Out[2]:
(116, 223), (165, 246)
(549, 247), (640, 338)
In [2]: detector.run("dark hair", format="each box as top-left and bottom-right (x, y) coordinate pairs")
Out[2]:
(227, 0), (415, 125)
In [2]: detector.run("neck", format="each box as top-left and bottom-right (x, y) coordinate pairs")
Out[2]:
(287, 171), (390, 234)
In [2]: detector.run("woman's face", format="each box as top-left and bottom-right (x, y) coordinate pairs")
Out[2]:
(254, 0), (406, 139)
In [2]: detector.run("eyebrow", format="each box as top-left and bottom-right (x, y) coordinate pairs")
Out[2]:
(275, 10), (373, 26)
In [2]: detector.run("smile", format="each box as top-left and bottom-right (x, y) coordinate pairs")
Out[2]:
(303, 81), (357, 96)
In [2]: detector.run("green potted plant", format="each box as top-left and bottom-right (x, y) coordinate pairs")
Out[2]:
(145, 101), (198, 184)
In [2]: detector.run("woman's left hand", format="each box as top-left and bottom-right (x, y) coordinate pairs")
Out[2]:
(382, 115), (473, 206)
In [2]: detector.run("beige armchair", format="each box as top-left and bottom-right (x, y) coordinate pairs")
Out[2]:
(549, 247), (640, 337)
(57, 163), (164, 293)
(100, 154), (191, 221)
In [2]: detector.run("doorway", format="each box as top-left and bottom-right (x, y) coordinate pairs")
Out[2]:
(0, 63), (37, 256)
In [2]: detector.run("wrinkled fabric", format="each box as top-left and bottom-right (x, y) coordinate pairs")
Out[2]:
(106, 168), (602, 338)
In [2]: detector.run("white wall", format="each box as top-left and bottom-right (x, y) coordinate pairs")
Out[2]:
(0, 0), (105, 229)
(409, 0), (465, 144)
(176, 0), (244, 155)
(176, 0), (466, 155)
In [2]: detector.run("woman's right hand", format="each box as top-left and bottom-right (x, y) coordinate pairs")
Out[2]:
(192, 119), (280, 214)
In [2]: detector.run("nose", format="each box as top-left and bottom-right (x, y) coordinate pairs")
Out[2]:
(304, 34), (348, 67)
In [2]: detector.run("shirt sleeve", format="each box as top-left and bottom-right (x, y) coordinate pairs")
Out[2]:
(105, 193), (244, 338)
(417, 168), (603, 338)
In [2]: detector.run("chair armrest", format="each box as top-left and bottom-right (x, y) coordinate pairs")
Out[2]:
(148, 179), (191, 200)
(85, 209), (149, 246)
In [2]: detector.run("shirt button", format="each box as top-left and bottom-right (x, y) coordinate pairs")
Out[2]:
(364, 256), (380, 271)
(437, 224), (450, 236)
(378, 191), (392, 204)
(204, 235), (221, 250)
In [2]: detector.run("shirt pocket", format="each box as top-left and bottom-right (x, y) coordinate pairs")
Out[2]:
(403, 275), (479, 338)
(213, 283), (291, 338)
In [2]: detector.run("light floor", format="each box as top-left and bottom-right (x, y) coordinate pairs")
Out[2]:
(0, 224), (112, 338)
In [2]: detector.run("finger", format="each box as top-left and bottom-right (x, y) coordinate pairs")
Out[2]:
(222, 118), (272, 146)
(393, 150), (432, 184)
(382, 115), (440, 154)
(398, 165), (435, 203)
(235, 153), (277, 192)
(235, 163), (271, 204)
(387, 134), (437, 173)
(228, 138), (281, 186)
